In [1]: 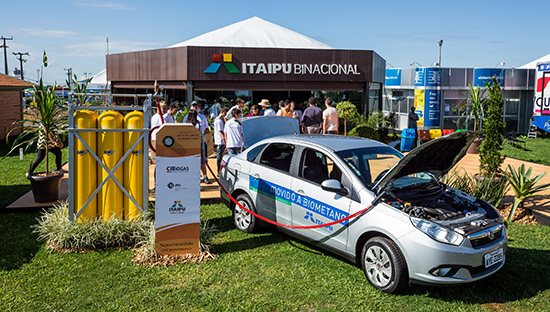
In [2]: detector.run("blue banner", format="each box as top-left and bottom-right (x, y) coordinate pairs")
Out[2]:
(385, 69), (402, 86)
(473, 68), (505, 87)
(538, 63), (550, 72)
(414, 68), (425, 87)
(424, 90), (441, 127)
(249, 176), (349, 225)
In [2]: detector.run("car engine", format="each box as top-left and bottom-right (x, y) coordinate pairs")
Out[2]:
(385, 181), (502, 236)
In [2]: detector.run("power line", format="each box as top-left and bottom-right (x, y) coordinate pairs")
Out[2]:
(13, 52), (29, 80)
(0, 36), (13, 75)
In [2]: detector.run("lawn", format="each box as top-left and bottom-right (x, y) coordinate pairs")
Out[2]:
(502, 136), (550, 166)
(1, 203), (550, 311)
(0, 139), (69, 208)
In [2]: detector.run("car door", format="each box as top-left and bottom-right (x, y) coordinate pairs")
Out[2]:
(289, 148), (351, 251)
(249, 142), (296, 225)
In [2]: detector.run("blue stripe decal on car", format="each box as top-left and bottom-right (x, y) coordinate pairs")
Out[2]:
(249, 176), (349, 225)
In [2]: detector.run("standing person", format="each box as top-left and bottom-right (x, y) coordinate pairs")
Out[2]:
(227, 97), (245, 119)
(260, 99), (275, 116)
(291, 101), (302, 127)
(322, 97), (339, 134)
(209, 97), (222, 119)
(163, 102), (178, 123)
(184, 101), (212, 184)
(27, 126), (64, 177)
(214, 108), (227, 174)
(408, 106), (419, 130)
(150, 101), (167, 162)
(277, 100), (294, 117)
(247, 104), (262, 117)
(301, 97), (323, 134)
(224, 109), (244, 155)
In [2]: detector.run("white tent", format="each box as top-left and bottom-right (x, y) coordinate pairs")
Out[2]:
(519, 53), (550, 69)
(170, 16), (332, 49)
(88, 69), (109, 91)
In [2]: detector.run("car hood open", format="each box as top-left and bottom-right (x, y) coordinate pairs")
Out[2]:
(241, 116), (299, 148)
(374, 131), (477, 193)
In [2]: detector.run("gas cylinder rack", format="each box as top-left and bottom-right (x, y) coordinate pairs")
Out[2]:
(67, 93), (152, 222)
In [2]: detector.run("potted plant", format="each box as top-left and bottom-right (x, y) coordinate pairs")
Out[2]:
(464, 83), (487, 153)
(10, 79), (68, 202)
(475, 77), (505, 182)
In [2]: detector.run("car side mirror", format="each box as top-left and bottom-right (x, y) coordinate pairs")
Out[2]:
(321, 179), (348, 196)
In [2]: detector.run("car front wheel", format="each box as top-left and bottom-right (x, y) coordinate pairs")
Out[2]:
(233, 194), (258, 233)
(361, 237), (408, 293)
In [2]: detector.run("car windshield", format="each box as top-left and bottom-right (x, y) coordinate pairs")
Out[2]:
(336, 146), (402, 188)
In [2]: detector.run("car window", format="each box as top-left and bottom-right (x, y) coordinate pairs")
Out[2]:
(336, 146), (402, 188)
(259, 143), (295, 172)
(300, 149), (342, 185)
(247, 143), (267, 162)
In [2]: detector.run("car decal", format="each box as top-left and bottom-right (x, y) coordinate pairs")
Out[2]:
(249, 176), (349, 225)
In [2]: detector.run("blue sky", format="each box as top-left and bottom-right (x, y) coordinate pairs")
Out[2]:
(1, 0), (548, 85)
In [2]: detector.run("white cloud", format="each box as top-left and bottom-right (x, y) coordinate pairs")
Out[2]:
(75, 0), (131, 10)
(18, 28), (77, 38)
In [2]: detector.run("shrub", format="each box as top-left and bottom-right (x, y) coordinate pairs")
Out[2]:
(504, 164), (550, 223)
(479, 77), (505, 176)
(443, 170), (509, 208)
(348, 125), (380, 141)
(336, 101), (358, 135)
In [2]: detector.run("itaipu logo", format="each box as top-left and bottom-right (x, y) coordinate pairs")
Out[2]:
(169, 200), (186, 213)
(204, 53), (241, 74)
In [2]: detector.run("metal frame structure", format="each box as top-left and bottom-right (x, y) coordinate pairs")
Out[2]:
(68, 93), (152, 222)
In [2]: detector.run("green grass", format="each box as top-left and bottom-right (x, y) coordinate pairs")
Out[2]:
(1, 203), (550, 311)
(0, 139), (68, 208)
(502, 136), (550, 166)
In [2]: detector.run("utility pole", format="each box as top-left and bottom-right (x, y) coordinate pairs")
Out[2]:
(438, 40), (443, 68)
(64, 68), (72, 85)
(84, 71), (91, 79)
(1, 36), (13, 75)
(12, 52), (29, 80)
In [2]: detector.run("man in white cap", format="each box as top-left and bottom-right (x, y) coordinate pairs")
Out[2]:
(260, 99), (275, 116)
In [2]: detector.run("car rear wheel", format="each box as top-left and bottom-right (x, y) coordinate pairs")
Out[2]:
(361, 237), (408, 293)
(233, 194), (258, 233)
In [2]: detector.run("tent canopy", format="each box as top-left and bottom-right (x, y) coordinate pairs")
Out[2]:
(519, 53), (550, 69)
(169, 16), (332, 50)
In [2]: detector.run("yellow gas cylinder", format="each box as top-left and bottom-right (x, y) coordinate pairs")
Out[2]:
(74, 110), (98, 222)
(98, 110), (124, 221)
(124, 111), (144, 221)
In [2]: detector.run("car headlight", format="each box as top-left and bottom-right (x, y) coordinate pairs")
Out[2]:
(410, 217), (464, 246)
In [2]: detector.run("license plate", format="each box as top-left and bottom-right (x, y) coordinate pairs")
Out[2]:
(484, 248), (504, 268)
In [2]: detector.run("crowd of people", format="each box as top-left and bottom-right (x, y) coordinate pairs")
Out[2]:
(150, 96), (340, 184)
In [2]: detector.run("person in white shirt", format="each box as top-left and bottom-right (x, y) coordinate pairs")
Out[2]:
(322, 97), (339, 134)
(259, 99), (275, 116)
(183, 101), (211, 183)
(150, 101), (168, 162)
(224, 109), (243, 155)
(163, 102), (178, 124)
(214, 108), (228, 173)
(227, 97), (245, 120)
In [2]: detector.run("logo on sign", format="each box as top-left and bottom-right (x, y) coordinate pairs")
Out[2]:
(304, 211), (333, 231)
(169, 200), (186, 213)
(204, 53), (241, 74)
(537, 77), (550, 92)
(167, 182), (182, 189)
(166, 166), (189, 173)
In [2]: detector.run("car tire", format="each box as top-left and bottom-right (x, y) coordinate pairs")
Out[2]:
(233, 194), (259, 233)
(361, 237), (408, 293)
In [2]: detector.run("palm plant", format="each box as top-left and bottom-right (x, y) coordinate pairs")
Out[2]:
(10, 78), (68, 175)
(504, 164), (550, 223)
(465, 83), (487, 132)
(66, 74), (92, 105)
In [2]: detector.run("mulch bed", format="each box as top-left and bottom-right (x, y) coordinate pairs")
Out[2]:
(498, 202), (538, 225)
(132, 246), (217, 267)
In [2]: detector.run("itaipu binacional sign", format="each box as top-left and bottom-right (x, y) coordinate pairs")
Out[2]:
(155, 124), (201, 255)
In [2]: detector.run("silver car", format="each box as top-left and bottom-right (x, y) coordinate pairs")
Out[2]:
(219, 117), (507, 293)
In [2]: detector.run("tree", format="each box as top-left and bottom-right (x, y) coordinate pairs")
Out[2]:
(335, 101), (357, 135)
(479, 77), (505, 177)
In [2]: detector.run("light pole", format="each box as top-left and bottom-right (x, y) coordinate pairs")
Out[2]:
(495, 61), (506, 67)
(410, 61), (423, 67)
(438, 40), (443, 68)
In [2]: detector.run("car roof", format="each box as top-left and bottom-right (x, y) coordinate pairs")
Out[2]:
(258, 134), (391, 152)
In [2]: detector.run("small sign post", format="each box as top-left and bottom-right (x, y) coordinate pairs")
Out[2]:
(155, 124), (201, 255)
